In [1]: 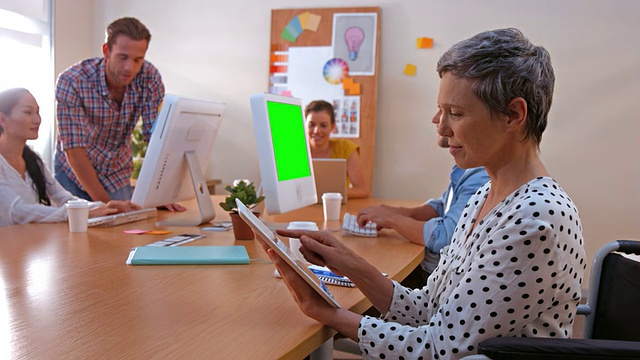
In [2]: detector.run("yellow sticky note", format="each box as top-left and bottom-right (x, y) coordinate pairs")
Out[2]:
(298, 11), (310, 30)
(403, 64), (417, 76)
(146, 230), (172, 235)
(306, 13), (322, 32)
(416, 37), (434, 49)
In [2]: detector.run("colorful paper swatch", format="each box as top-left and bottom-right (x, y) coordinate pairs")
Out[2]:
(306, 13), (322, 31)
(298, 11), (310, 29)
(280, 11), (322, 42)
(323, 58), (349, 85)
(403, 64), (417, 77)
(416, 37), (434, 49)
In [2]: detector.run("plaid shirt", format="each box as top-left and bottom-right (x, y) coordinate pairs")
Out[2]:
(55, 57), (164, 194)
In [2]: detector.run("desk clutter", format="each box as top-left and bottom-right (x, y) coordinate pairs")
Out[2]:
(145, 233), (205, 247)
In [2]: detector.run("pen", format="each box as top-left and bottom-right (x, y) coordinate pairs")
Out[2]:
(202, 227), (229, 231)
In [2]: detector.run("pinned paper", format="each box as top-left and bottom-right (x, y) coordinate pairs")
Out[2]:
(416, 37), (434, 49)
(285, 23), (301, 39)
(145, 230), (172, 235)
(305, 13), (322, 32)
(271, 44), (287, 52)
(281, 12), (322, 42)
(269, 75), (287, 84)
(124, 229), (150, 234)
(403, 64), (417, 77)
(323, 58), (349, 85)
(342, 77), (361, 95)
(270, 53), (288, 63)
(281, 90), (292, 97)
(281, 27), (297, 42)
(270, 65), (287, 73)
(298, 11), (310, 29)
(290, 16), (303, 34)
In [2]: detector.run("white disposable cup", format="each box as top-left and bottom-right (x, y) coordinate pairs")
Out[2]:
(66, 200), (90, 233)
(287, 221), (318, 262)
(322, 192), (343, 221)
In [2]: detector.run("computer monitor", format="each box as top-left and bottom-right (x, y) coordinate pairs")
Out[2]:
(132, 94), (225, 226)
(250, 93), (317, 215)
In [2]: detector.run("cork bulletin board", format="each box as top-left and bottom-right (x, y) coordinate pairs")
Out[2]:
(268, 7), (381, 187)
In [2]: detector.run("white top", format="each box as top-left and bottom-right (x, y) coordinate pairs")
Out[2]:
(0, 153), (75, 226)
(358, 177), (586, 359)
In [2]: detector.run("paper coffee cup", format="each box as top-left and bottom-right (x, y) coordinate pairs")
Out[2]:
(66, 199), (90, 233)
(322, 193), (343, 221)
(287, 221), (318, 262)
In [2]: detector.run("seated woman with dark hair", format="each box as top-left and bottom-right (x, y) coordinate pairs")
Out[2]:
(304, 100), (371, 199)
(0, 88), (138, 226)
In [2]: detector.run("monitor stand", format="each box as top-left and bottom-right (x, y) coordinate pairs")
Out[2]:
(156, 151), (215, 227)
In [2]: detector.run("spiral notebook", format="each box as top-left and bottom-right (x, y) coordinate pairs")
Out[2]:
(309, 265), (355, 287)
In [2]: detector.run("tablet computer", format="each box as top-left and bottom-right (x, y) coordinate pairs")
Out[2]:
(235, 199), (340, 308)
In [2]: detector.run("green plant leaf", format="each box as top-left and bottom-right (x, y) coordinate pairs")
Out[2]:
(220, 180), (264, 212)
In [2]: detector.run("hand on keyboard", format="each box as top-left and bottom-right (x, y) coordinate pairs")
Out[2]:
(342, 213), (378, 237)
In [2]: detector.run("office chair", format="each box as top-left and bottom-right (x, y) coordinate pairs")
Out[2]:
(468, 239), (640, 360)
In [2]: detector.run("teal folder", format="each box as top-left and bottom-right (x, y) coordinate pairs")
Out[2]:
(126, 246), (249, 265)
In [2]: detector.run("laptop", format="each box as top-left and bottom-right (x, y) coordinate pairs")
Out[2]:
(88, 208), (158, 227)
(312, 159), (347, 204)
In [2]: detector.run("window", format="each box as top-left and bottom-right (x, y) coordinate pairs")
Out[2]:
(0, 0), (54, 167)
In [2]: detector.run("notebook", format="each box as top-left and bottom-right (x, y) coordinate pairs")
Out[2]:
(126, 246), (250, 265)
(274, 265), (355, 287)
(89, 208), (157, 227)
(312, 158), (347, 204)
(308, 265), (355, 287)
(235, 198), (340, 308)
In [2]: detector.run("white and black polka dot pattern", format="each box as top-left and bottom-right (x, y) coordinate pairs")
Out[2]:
(358, 177), (586, 359)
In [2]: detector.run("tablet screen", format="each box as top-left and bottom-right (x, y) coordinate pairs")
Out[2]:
(235, 199), (340, 308)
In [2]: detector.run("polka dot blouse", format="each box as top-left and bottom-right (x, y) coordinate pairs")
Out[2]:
(358, 177), (586, 359)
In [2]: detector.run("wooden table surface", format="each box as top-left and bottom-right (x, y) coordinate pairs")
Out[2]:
(0, 196), (423, 359)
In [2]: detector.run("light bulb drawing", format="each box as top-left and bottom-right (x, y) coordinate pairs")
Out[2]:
(344, 26), (365, 61)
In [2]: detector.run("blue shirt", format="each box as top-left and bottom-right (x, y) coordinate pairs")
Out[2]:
(421, 166), (489, 271)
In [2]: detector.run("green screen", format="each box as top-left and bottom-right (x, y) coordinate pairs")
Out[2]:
(266, 101), (312, 182)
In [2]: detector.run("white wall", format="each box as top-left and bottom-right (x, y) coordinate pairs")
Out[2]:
(53, 0), (94, 78)
(55, 0), (640, 280)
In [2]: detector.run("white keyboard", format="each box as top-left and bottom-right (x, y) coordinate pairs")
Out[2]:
(88, 208), (157, 227)
(342, 213), (377, 237)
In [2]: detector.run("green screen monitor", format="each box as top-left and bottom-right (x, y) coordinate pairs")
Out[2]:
(250, 93), (317, 214)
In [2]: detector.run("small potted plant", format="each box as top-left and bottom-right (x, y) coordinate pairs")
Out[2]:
(131, 119), (148, 180)
(220, 179), (265, 240)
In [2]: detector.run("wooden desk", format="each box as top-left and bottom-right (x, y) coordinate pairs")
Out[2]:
(0, 197), (422, 359)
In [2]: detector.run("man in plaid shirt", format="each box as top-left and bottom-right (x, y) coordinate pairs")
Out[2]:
(54, 17), (164, 203)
